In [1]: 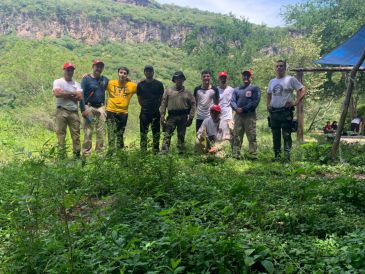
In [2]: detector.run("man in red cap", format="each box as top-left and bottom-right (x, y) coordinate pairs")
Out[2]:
(217, 71), (234, 140)
(195, 104), (231, 157)
(231, 68), (261, 159)
(53, 62), (83, 157)
(80, 59), (109, 155)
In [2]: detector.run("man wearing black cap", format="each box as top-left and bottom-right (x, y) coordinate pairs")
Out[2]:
(137, 65), (165, 153)
(80, 60), (109, 155)
(231, 69), (261, 159)
(160, 71), (196, 154)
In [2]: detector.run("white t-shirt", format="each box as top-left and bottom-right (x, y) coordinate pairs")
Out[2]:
(218, 86), (234, 120)
(352, 118), (361, 124)
(267, 76), (303, 108)
(53, 78), (82, 111)
(194, 87), (219, 120)
(197, 117), (230, 141)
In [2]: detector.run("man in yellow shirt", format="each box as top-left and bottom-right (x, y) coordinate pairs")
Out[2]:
(106, 66), (137, 151)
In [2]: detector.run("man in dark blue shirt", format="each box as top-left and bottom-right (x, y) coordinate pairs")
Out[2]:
(80, 60), (109, 155)
(231, 69), (261, 159)
(137, 65), (165, 153)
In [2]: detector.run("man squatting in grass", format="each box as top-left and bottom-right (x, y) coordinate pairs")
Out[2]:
(80, 59), (109, 155)
(195, 104), (231, 158)
(231, 69), (261, 159)
(105, 66), (137, 154)
(267, 60), (306, 161)
(137, 65), (165, 153)
(160, 71), (196, 154)
(194, 70), (219, 133)
(53, 62), (83, 158)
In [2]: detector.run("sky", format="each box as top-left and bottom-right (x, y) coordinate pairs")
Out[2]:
(157, 0), (304, 27)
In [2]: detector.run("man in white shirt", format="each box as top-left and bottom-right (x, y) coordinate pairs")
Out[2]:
(53, 62), (83, 158)
(217, 71), (234, 140)
(195, 104), (231, 157)
(267, 60), (306, 161)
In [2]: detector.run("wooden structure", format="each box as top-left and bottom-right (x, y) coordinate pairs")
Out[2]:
(291, 66), (365, 143)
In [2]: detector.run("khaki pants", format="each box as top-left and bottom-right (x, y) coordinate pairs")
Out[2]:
(232, 112), (257, 157)
(82, 106), (106, 155)
(161, 115), (188, 153)
(55, 108), (80, 155)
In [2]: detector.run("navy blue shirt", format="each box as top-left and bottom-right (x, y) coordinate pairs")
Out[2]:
(80, 75), (109, 111)
(231, 84), (261, 113)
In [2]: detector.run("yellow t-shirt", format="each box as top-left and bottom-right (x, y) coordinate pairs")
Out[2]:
(106, 80), (137, 113)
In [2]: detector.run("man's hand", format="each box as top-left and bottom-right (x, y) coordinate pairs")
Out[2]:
(53, 88), (63, 97)
(73, 91), (83, 101)
(267, 105), (272, 112)
(285, 101), (294, 108)
(82, 109), (89, 118)
(208, 147), (218, 154)
(160, 115), (166, 126)
(82, 73), (91, 79)
(236, 108), (243, 114)
(186, 118), (193, 127)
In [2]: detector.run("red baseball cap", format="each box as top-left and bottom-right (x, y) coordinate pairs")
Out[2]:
(218, 71), (228, 78)
(242, 68), (253, 76)
(63, 62), (75, 70)
(92, 59), (104, 66)
(210, 104), (222, 113)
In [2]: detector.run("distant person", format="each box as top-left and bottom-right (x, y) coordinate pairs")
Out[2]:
(231, 69), (261, 159)
(267, 60), (306, 161)
(194, 70), (219, 132)
(106, 67), (137, 152)
(80, 60), (109, 155)
(160, 71), (195, 154)
(53, 62), (83, 158)
(137, 65), (165, 153)
(217, 71), (234, 141)
(195, 104), (231, 158)
(323, 121), (334, 134)
(351, 116), (362, 133)
(331, 121), (338, 131)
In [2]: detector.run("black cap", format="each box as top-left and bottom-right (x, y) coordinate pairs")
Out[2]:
(144, 65), (154, 71)
(172, 71), (186, 82)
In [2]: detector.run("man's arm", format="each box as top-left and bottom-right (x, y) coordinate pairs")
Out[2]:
(188, 92), (196, 120)
(213, 87), (219, 104)
(266, 93), (272, 111)
(294, 87), (306, 106)
(53, 88), (82, 100)
(159, 89), (168, 123)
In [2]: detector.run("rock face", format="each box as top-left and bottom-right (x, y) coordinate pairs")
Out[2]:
(0, 12), (197, 47)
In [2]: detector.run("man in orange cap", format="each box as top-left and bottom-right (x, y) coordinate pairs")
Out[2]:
(53, 62), (83, 158)
(231, 68), (261, 159)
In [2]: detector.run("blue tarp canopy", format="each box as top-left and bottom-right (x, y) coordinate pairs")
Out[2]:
(315, 25), (365, 67)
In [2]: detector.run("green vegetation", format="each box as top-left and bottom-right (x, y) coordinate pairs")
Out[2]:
(1, 0), (365, 272)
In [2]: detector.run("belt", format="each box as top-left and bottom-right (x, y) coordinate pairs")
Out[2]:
(271, 107), (294, 113)
(168, 109), (190, 116)
(57, 106), (77, 112)
(88, 103), (104, 108)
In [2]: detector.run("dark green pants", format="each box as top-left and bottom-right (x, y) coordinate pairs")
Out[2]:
(270, 109), (293, 155)
(161, 115), (188, 153)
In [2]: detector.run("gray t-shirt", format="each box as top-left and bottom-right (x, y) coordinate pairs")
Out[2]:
(196, 117), (230, 142)
(267, 76), (303, 108)
(53, 78), (82, 111)
(194, 86), (219, 120)
(218, 86), (234, 121)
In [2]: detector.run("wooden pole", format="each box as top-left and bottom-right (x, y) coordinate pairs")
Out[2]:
(331, 48), (365, 160)
(295, 71), (304, 143)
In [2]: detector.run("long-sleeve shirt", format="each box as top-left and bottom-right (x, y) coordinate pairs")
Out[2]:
(160, 86), (196, 118)
(231, 84), (261, 113)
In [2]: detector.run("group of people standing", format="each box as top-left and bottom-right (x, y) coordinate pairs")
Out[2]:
(53, 59), (305, 161)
